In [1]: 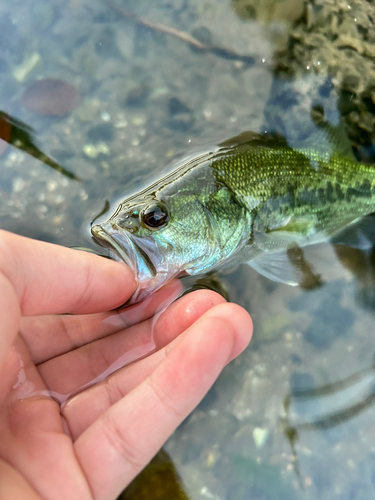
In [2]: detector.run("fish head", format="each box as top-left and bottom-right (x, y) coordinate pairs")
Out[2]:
(91, 187), (235, 303)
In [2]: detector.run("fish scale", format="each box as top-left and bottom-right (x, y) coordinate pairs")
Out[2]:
(92, 131), (375, 302)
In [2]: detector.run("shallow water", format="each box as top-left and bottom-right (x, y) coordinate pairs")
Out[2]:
(1, 0), (375, 499)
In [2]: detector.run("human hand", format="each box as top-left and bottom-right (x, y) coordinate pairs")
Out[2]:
(0, 230), (253, 500)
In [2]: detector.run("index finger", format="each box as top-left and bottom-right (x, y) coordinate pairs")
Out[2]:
(0, 230), (135, 316)
(74, 304), (253, 500)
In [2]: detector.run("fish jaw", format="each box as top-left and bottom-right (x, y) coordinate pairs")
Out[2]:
(91, 221), (181, 303)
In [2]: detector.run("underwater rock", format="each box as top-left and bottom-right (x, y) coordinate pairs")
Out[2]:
(253, 426), (270, 448)
(223, 455), (298, 500)
(0, 12), (25, 61)
(288, 280), (355, 350)
(95, 27), (117, 57)
(87, 122), (114, 143)
(168, 96), (191, 116)
(126, 83), (150, 107)
(290, 353), (302, 366)
(119, 449), (188, 500)
(13, 52), (42, 82)
(232, 0), (304, 24)
(231, 0), (305, 50)
(289, 371), (315, 392)
(273, 0), (375, 160)
(165, 95), (194, 131)
(258, 313), (290, 343)
(191, 26), (212, 46)
(21, 78), (81, 116)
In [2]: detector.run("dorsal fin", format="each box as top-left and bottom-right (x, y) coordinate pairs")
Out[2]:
(293, 121), (356, 166)
(297, 107), (357, 162)
(217, 121), (356, 163)
(218, 130), (287, 149)
(316, 120), (356, 161)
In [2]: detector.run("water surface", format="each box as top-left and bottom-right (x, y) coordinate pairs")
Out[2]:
(1, 1), (375, 499)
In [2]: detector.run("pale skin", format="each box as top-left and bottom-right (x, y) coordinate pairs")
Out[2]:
(0, 230), (253, 500)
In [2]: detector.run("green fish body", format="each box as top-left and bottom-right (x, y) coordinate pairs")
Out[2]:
(92, 131), (375, 302)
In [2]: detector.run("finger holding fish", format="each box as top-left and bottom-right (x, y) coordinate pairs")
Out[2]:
(36, 289), (226, 400)
(21, 279), (183, 365)
(63, 302), (252, 441)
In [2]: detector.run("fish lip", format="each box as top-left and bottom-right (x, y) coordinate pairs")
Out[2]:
(92, 222), (184, 303)
(91, 223), (156, 280)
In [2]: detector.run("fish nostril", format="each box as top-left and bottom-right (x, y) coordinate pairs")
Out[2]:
(114, 215), (139, 231)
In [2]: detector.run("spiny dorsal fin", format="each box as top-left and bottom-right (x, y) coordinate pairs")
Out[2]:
(218, 122), (356, 163)
(218, 131), (287, 149)
(323, 121), (356, 161)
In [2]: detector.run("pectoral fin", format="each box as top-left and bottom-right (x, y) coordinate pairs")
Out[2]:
(248, 246), (323, 289)
(248, 251), (301, 286)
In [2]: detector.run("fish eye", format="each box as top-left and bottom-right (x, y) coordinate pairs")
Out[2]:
(141, 203), (169, 230)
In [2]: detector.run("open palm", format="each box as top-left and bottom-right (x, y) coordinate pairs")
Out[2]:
(0, 231), (252, 500)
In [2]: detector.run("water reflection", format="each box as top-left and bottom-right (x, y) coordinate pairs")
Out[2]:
(286, 246), (323, 290)
(333, 222), (375, 310)
(283, 355), (375, 487)
(0, 110), (80, 180)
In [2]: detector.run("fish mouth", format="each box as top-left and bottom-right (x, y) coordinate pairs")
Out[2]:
(91, 221), (178, 303)
(91, 221), (157, 282)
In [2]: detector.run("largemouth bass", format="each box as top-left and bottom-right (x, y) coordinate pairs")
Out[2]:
(92, 130), (375, 303)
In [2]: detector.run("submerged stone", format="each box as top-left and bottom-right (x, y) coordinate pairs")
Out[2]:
(119, 450), (188, 500)
(21, 78), (81, 116)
